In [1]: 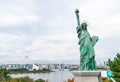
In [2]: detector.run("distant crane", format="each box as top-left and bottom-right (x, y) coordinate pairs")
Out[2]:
(25, 56), (29, 64)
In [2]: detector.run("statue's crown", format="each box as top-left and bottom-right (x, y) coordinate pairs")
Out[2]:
(81, 21), (88, 30)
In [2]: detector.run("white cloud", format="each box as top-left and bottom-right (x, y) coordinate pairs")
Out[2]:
(0, 14), (40, 26)
(0, 0), (120, 64)
(0, 0), (42, 27)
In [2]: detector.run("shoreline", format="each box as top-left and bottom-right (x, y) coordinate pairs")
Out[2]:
(8, 68), (53, 74)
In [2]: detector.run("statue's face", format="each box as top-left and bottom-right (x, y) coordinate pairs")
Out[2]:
(81, 23), (87, 30)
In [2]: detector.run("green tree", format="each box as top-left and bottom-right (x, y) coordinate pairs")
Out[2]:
(0, 68), (10, 82)
(108, 53), (120, 82)
(35, 79), (45, 82)
(10, 77), (33, 82)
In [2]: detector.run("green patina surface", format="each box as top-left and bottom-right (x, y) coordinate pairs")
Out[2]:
(75, 9), (99, 71)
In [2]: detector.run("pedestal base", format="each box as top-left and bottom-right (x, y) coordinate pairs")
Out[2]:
(71, 71), (103, 82)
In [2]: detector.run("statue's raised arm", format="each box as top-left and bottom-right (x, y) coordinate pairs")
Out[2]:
(75, 9), (80, 26)
(75, 9), (82, 32)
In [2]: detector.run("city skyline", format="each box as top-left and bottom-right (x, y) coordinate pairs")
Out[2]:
(0, 0), (120, 64)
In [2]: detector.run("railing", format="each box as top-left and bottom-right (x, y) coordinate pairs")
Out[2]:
(110, 78), (116, 82)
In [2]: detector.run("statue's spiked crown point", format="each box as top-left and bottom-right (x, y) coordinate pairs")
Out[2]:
(81, 20), (88, 26)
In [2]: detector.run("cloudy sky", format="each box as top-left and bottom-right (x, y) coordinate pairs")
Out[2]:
(0, 0), (120, 64)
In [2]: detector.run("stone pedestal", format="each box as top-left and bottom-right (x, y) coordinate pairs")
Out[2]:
(71, 71), (103, 82)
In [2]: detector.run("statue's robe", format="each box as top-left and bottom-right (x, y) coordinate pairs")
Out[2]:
(77, 25), (98, 70)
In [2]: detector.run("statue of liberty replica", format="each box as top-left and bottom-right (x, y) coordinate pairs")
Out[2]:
(75, 9), (99, 71)
(72, 9), (102, 82)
